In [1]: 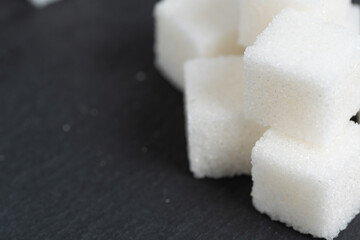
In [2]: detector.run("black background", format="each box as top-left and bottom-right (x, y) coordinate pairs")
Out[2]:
(0, 0), (359, 239)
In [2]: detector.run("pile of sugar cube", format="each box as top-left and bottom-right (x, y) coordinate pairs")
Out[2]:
(154, 0), (360, 239)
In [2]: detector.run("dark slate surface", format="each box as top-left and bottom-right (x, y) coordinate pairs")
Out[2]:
(0, 0), (359, 239)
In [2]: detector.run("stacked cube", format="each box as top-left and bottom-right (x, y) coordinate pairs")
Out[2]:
(154, 0), (360, 239)
(245, 9), (360, 146)
(185, 56), (266, 178)
(252, 122), (360, 239)
(154, 0), (244, 90)
(246, 9), (360, 239)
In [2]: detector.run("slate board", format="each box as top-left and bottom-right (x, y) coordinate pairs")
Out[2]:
(0, 0), (360, 239)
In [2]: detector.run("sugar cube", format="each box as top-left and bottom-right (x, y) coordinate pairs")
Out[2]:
(238, 0), (351, 47)
(154, 0), (244, 90)
(244, 9), (360, 146)
(185, 56), (266, 178)
(251, 122), (360, 240)
(28, 0), (60, 8)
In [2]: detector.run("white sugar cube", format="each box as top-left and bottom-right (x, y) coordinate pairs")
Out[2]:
(185, 56), (266, 178)
(251, 122), (360, 240)
(238, 0), (351, 47)
(244, 9), (360, 146)
(154, 0), (244, 90)
(28, 0), (60, 8)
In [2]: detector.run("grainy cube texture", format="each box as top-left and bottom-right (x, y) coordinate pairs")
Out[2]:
(244, 9), (360, 146)
(238, 0), (351, 47)
(185, 56), (266, 178)
(251, 122), (360, 240)
(28, 0), (60, 8)
(154, 0), (244, 90)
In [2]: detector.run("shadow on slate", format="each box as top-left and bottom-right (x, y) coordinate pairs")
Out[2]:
(0, 0), (359, 239)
